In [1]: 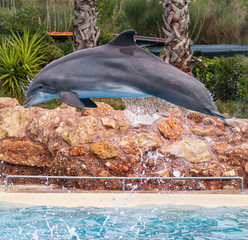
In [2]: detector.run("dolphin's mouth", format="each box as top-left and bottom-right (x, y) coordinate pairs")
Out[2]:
(23, 95), (37, 108)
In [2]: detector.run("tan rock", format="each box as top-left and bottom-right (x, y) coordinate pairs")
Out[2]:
(0, 140), (51, 167)
(118, 121), (129, 132)
(223, 185), (235, 190)
(213, 143), (227, 152)
(90, 141), (117, 159)
(83, 102), (114, 117)
(0, 106), (29, 138)
(162, 139), (211, 163)
(69, 146), (87, 156)
(56, 116), (98, 145)
(245, 163), (248, 173)
(223, 170), (236, 177)
(119, 132), (163, 155)
(152, 169), (170, 177)
(158, 118), (182, 140)
(101, 118), (116, 128)
(27, 110), (60, 144)
(191, 126), (213, 136)
(0, 97), (19, 108)
(99, 131), (116, 138)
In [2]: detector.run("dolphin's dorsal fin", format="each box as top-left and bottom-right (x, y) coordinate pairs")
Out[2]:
(108, 30), (136, 46)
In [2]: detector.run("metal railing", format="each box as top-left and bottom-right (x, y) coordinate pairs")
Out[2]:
(4, 175), (244, 193)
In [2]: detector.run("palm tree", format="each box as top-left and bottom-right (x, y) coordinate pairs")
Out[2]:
(160, 0), (193, 73)
(73, 0), (100, 51)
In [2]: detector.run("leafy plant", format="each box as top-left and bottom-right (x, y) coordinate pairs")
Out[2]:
(5, 7), (46, 36)
(0, 31), (47, 97)
(124, 0), (163, 37)
(193, 55), (248, 101)
(189, 0), (248, 44)
(237, 74), (248, 102)
(97, 31), (115, 46)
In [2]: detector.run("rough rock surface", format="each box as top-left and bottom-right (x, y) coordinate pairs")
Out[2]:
(0, 97), (248, 191)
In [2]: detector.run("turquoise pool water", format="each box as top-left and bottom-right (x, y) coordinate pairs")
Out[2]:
(0, 203), (248, 239)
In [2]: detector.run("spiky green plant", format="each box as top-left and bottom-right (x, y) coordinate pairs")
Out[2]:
(0, 31), (47, 97)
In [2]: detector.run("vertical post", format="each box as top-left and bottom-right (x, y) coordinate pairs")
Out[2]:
(5, 176), (8, 192)
(122, 179), (125, 192)
(241, 178), (244, 193)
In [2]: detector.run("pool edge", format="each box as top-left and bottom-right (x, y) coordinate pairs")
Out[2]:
(0, 192), (248, 208)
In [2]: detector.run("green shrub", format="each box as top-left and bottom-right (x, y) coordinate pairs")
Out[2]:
(54, 37), (73, 55)
(193, 55), (248, 101)
(44, 43), (64, 63)
(124, 0), (163, 37)
(0, 31), (47, 97)
(97, 31), (115, 46)
(98, 0), (130, 33)
(237, 74), (248, 102)
(189, 0), (248, 44)
(5, 7), (46, 36)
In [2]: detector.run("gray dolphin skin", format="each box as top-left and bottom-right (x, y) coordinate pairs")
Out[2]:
(24, 29), (225, 120)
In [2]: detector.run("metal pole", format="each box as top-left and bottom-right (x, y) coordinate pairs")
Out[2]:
(241, 177), (244, 193)
(4, 175), (245, 193)
(122, 179), (125, 192)
(5, 176), (8, 192)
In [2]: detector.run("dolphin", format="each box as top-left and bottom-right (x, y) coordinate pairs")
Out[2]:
(24, 29), (225, 120)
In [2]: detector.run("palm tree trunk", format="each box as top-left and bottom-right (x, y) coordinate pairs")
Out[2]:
(161, 0), (193, 73)
(73, 0), (100, 51)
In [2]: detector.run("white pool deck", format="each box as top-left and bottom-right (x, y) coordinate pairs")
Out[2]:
(0, 185), (248, 208)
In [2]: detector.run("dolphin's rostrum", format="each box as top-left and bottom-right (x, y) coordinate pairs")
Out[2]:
(24, 29), (225, 120)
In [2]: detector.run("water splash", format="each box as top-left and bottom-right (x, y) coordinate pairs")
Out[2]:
(122, 96), (173, 116)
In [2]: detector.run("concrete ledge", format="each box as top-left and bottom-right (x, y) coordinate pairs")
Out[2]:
(0, 192), (248, 208)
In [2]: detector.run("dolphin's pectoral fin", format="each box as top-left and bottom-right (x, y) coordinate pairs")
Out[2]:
(58, 91), (85, 108)
(79, 98), (97, 108)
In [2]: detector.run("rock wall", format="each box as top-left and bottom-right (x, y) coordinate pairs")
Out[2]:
(0, 97), (247, 191)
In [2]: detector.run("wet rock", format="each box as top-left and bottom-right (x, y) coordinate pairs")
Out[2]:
(189, 163), (228, 177)
(213, 143), (227, 153)
(191, 126), (213, 136)
(0, 106), (29, 138)
(104, 160), (132, 173)
(158, 118), (182, 140)
(56, 116), (98, 145)
(69, 146), (87, 156)
(152, 169), (170, 177)
(186, 111), (205, 123)
(218, 147), (248, 166)
(162, 139), (211, 163)
(245, 163), (248, 173)
(223, 170), (236, 177)
(90, 141), (117, 159)
(0, 140), (51, 167)
(119, 132), (163, 155)
(125, 110), (161, 127)
(169, 107), (181, 117)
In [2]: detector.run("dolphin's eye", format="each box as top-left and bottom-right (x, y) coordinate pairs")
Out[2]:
(38, 85), (42, 89)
